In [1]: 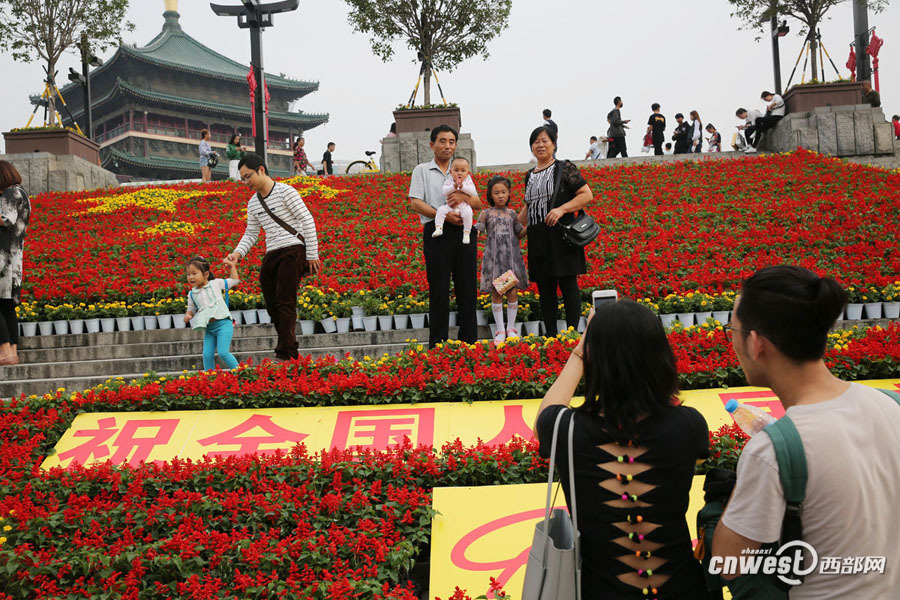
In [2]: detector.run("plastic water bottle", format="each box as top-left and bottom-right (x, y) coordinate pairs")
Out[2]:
(725, 399), (776, 437)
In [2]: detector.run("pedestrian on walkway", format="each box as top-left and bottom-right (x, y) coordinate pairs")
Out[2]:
(862, 80), (881, 107)
(607, 97), (629, 158)
(672, 113), (690, 154)
(689, 110), (704, 153)
(542, 109), (558, 136)
(893, 114), (900, 139)
(226, 133), (246, 180)
(735, 107), (763, 152)
(199, 129), (215, 183)
(321, 142), (335, 176)
(647, 103), (666, 156)
(226, 153), (321, 362)
(706, 123), (721, 152)
(584, 136), (604, 160)
(184, 256), (240, 371)
(293, 137), (313, 174)
(0, 161), (30, 367)
(408, 125), (482, 348)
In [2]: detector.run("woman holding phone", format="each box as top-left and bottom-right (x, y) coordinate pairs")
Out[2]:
(533, 300), (711, 599)
(518, 125), (592, 336)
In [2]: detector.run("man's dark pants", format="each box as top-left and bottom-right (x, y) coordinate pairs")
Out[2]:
(423, 221), (478, 348)
(260, 244), (308, 359)
(607, 136), (627, 158)
(653, 135), (664, 156)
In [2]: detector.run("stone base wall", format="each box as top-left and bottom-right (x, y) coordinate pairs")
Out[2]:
(0, 152), (118, 194)
(759, 104), (896, 157)
(380, 131), (477, 173)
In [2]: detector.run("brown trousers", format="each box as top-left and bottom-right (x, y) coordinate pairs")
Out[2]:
(260, 244), (308, 359)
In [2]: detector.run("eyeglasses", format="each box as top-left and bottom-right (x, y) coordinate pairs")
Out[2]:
(723, 324), (750, 342)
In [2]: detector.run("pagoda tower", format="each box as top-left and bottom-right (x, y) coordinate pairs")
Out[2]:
(60, 0), (327, 181)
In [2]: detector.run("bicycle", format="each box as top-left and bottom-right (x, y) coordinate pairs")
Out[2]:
(345, 151), (379, 174)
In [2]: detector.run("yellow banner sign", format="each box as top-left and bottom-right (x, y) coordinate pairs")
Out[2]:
(42, 379), (900, 470)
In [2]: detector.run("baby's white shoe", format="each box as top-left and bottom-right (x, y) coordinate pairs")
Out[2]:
(462, 230), (471, 244)
(432, 226), (444, 238)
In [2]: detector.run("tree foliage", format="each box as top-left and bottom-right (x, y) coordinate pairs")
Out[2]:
(0, 0), (134, 124)
(344, 0), (512, 104)
(728, 0), (890, 81)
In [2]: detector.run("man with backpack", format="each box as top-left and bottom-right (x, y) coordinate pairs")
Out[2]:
(711, 265), (900, 599)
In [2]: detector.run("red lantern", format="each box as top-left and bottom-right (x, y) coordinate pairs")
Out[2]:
(846, 46), (857, 81)
(866, 31), (883, 92)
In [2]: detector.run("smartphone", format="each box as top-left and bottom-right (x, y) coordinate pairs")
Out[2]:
(591, 289), (618, 311)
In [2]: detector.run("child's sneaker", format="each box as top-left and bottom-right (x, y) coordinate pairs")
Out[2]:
(462, 230), (471, 244)
(493, 329), (506, 344)
(432, 226), (444, 238)
(506, 328), (519, 340)
(744, 146), (758, 154)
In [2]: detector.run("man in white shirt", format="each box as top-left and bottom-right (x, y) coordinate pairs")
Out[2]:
(753, 91), (786, 148)
(712, 265), (900, 600)
(226, 153), (321, 362)
(584, 136), (604, 160)
(735, 107), (764, 152)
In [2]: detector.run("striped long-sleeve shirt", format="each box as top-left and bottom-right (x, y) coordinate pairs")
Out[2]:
(233, 182), (319, 260)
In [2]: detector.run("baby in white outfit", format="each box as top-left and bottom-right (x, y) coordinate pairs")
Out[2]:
(433, 156), (476, 244)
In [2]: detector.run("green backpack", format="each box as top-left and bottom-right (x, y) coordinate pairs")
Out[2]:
(696, 389), (900, 600)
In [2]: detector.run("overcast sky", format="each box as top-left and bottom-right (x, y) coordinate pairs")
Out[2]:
(1, 0), (897, 167)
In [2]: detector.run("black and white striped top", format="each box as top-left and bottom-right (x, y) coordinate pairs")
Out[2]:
(234, 182), (319, 259)
(524, 163), (557, 226)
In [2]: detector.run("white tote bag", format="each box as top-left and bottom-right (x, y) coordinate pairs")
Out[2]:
(522, 408), (581, 600)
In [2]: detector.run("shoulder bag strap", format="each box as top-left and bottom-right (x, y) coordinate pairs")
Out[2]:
(550, 160), (567, 211)
(541, 409), (567, 529)
(763, 417), (807, 553)
(879, 389), (900, 404)
(566, 410), (581, 600)
(257, 190), (306, 244)
(224, 279), (230, 309)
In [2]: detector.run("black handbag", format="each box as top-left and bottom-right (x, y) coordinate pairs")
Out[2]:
(207, 152), (219, 168)
(547, 161), (600, 248)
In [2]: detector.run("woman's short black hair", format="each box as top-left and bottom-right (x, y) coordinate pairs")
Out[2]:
(529, 125), (557, 148)
(485, 175), (511, 207)
(736, 266), (847, 362)
(579, 300), (679, 440)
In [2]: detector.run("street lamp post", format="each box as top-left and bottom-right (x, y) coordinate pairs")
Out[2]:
(67, 34), (104, 141)
(852, 0), (871, 82)
(210, 0), (299, 162)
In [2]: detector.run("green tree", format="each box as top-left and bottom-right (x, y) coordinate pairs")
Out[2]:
(727, 0), (889, 82)
(0, 0), (133, 127)
(344, 0), (512, 105)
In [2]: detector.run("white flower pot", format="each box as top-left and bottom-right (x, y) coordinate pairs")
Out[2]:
(695, 311), (713, 325)
(85, 318), (101, 334)
(21, 322), (37, 337)
(336, 317), (351, 333)
(846, 304), (863, 320)
(362, 316), (378, 332)
(53, 320), (69, 335)
(100, 318), (116, 333)
(712, 311), (731, 325)
(393, 314), (410, 330)
(864, 302), (882, 320)
(242, 309), (258, 325)
(659, 313), (677, 328)
(476, 310), (488, 326)
(410, 313), (426, 329)
(351, 306), (365, 317)
(38, 321), (53, 336)
(377, 315), (393, 330)
(118, 317), (133, 332)
(884, 302), (900, 319)
(524, 321), (541, 336)
(448, 311), (458, 326)
(231, 311), (243, 325)
(157, 314), (173, 329)
(577, 316), (587, 333)
(171, 315), (187, 329)
(320, 317), (337, 333)
(143, 316), (158, 330)
(299, 320), (315, 336)
(676, 313), (695, 326)
(556, 319), (567, 333)
(257, 309), (272, 324)
(68, 319), (85, 334)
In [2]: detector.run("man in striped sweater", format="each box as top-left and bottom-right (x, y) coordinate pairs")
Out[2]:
(226, 154), (321, 362)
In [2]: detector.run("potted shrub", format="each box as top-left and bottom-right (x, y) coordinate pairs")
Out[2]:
(845, 286), (864, 320)
(15, 302), (41, 337)
(862, 286), (883, 320)
(882, 283), (900, 319)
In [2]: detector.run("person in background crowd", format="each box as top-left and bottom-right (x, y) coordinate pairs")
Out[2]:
(386, 122), (397, 138)
(408, 125), (482, 348)
(735, 107), (764, 153)
(519, 126), (592, 336)
(225, 133), (245, 180)
(585, 136), (604, 160)
(689, 110), (704, 153)
(754, 91), (786, 146)
(199, 129), (214, 183)
(607, 97), (630, 158)
(713, 265), (900, 599)
(664, 142), (674, 155)
(292, 137), (313, 174)
(534, 300), (711, 598)
(862, 80), (881, 107)
(672, 113), (690, 154)
(542, 108), (558, 137)
(647, 103), (666, 156)
(706, 123), (721, 152)
(227, 153), (321, 362)
(0, 161), (30, 367)
(893, 114), (900, 140)
(321, 142), (335, 176)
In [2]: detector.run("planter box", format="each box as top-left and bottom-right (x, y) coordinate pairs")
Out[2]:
(3, 129), (101, 164)
(393, 107), (461, 134)
(783, 82), (864, 114)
